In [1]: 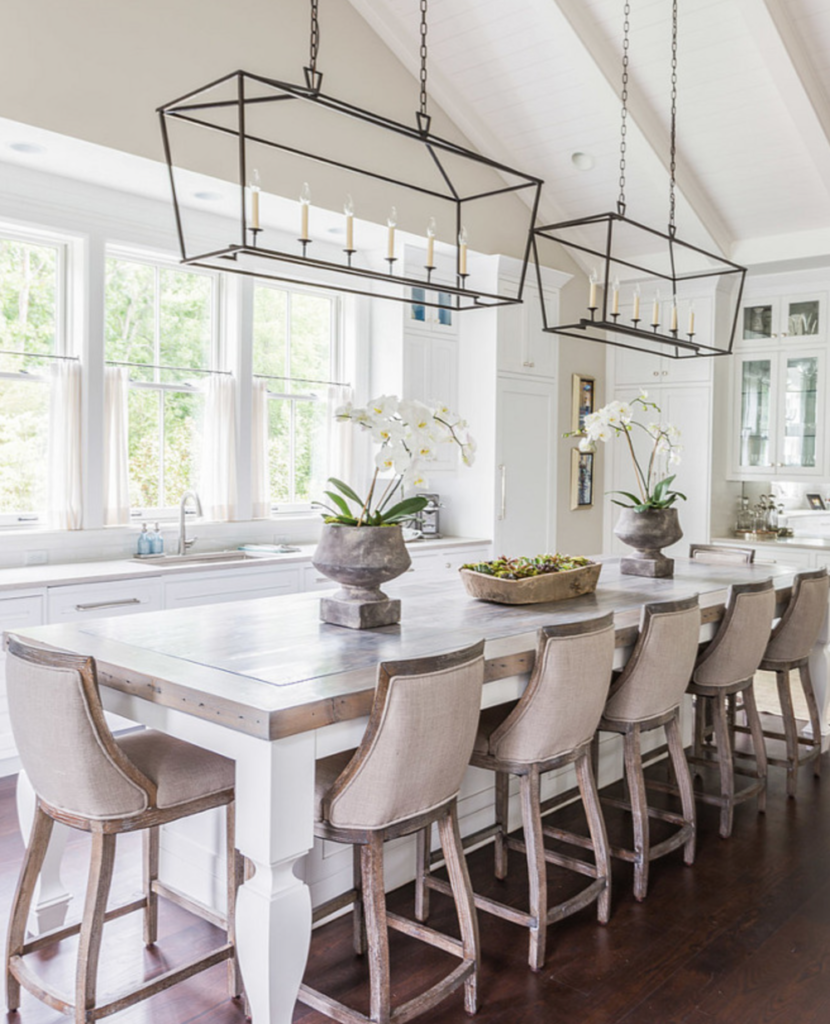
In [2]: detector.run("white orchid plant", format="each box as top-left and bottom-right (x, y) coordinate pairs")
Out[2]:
(315, 395), (476, 528)
(567, 392), (686, 512)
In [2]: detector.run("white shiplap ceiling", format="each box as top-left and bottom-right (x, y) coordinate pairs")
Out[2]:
(349, 0), (830, 270)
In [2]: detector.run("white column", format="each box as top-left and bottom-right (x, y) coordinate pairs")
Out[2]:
(806, 595), (830, 751)
(16, 771), (72, 933)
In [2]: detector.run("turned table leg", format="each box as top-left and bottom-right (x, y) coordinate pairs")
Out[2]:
(15, 770), (72, 934)
(806, 596), (830, 752)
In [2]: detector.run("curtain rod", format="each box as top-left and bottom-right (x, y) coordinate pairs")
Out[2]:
(106, 360), (232, 375)
(253, 372), (351, 388)
(0, 349), (79, 361)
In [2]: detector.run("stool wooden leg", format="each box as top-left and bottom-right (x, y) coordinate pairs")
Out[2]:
(576, 750), (611, 923)
(666, 711), (696, 866)
(353, 842), (368, 954)
(142, 826), (159, 947)
(519, 768), (547, 971)
(742, 684), (767, 814)
(776, 670), (799, 798)
(494, 771), (509, 881)
(6, 805), (53, 1012)
(711, 693), (735, 838)
(437, 804), (480, 1015)
(414, 827), (430, 924)
(225, 802), (245, 1000)
(799, 662), (823, 779)
(624, 725), (650, 901)
(361, 834), (390, 1024)
(75, 832), (116, 1024)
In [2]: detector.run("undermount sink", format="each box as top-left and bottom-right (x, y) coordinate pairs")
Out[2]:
(133, 550), (260, 567)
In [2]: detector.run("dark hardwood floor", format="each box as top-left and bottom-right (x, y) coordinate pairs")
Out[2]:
(3, 732), (830, 1024)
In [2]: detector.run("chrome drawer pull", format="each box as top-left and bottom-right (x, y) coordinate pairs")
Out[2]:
(73, 598), (143, 612)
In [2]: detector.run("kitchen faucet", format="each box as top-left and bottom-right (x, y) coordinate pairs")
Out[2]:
(178, 490), (203, 555)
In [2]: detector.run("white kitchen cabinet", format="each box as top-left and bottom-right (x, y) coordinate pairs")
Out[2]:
(730, 347), (824, 479)
(497, 279), (557, 379)
(740, 293), (826, 345)
(611, 297), (713, 388)
(0, 591), (45, 773)
(402, 332), (459, 469)
(494, 377), (557, 555)
(163, 564), (301, 609)
(47, 577), (163, 623)
(408, 545), (490, 576)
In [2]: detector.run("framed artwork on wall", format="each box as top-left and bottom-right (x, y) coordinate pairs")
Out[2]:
(571, 374), (596, 433)
(570, 449), (594, 510)
(806, 493), (826, 510)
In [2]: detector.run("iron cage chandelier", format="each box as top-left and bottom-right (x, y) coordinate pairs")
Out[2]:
(158, 0), (542, 313)
(533, 0), (747, 359)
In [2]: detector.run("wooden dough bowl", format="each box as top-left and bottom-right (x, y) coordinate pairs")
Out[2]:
(459, 562), (602, 605)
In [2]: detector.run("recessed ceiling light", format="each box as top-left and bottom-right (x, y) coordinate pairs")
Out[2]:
(192, 190), (223, 201)
(571, 151), (595, 171)
(8, 142), (46, 155)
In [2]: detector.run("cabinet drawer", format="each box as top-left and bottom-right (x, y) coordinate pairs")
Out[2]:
(48, 578), (163, 622)
(303, 565), (337, 593)
(752, 549), (814, 569)
(410, 547), (491, 577)
(0, 593), (45, 634)
(164, 567), (301, 609)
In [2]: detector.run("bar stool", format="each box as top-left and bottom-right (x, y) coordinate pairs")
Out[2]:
(735, 567), (828, 798)
(689, 544), (755, 565)
(4, 637), (241, 1024)
(596, 596), (701, 902)
(298, 640), (485, 1024)
(686, 579), (776, 838)
(417, 614), (615, 972)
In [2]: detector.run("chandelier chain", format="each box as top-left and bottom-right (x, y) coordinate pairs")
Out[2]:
(618, 0), (630, 212)
(309, 0), (320, 74)
(419, 0), (429, 118)
(669, 0), (678, 229)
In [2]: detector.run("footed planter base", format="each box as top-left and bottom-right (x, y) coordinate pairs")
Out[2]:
(320, 590), (401, 629)
(620, 553), (675, 578)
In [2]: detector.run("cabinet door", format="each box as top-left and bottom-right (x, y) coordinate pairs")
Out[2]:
(48, 577), (163, 622)
(777, 351), (822, 475)
(735, 354), (776, 475)
(0, 593), (45, 771)
(741, 300), (777, 343)
(164, 566), (301, 609)
(661, 386), (712, 551)
(781, 295), (824, 343)
(612, 347), (662, 388)
(524, 282), (557, 379)
(495, 378), (556, 554)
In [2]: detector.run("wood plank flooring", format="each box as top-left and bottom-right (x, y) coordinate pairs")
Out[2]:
(2, 735), (830, 1024)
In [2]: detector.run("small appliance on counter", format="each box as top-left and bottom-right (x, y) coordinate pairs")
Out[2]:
(416, 493), (442, 537)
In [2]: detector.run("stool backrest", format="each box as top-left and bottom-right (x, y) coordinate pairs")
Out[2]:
(5, 637), (155, 820)
(603, 596), (700, 724)
(487, 613), (615, 764)
(764, 568), (829, 666)
(689, 544), (755, 565)
(323, 640), (485, 831)
(692, 579), (776, 687)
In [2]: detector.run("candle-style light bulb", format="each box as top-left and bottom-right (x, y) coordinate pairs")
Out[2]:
(458, 226), (468, 276)
(670, 294), (678, 332)
(588, 268), (599, 310)
(344, 194), (354, 251)
(688, 300), (696, 335)
(387, 206), (397, 260)
(632, 283), (641, 321)
(612, 275), (620, 315)
(299, 182), (311, 241)
(426, 216), (437, 269)
(652, 289), (661, 327)
(249, 168), (261, 231)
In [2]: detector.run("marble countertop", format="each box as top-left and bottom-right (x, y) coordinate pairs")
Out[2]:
(712, 535), (830, 551)
(0, 536), (490, 593)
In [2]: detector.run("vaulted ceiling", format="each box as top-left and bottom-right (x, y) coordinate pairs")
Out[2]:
(349, 0), (830, 271)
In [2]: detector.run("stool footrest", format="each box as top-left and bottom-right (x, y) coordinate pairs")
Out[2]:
(386, 911), (464, 958)
(20, 897), (147, 955)
(603, 793), (689, 828)
(151, 880), (226, 930)
(508, 835), (600, 880)
(425, 874), (532, 928)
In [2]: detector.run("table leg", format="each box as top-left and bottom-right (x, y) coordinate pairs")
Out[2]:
(806, 598), (830, 751)
(16, 771), (72, 933)
(233, 730), (316, 1024)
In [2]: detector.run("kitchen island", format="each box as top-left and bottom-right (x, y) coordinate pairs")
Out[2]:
(8, 558), (821, 1024)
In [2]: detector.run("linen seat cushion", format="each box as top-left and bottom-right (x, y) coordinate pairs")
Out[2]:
(117, 730), (234, 809)
(314, 750), (356, 821)
(472, 702), (519, 755)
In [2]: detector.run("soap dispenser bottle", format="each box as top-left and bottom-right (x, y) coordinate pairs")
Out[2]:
(151, 522), (164, 555)
(137, 523), (151, 557)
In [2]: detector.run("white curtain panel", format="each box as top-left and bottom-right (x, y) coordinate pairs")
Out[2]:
(251, 378), (271, 519)
(200, 373), (238, 521)
(328, 384), (354, 484)
(48, 360), (83, 530)
(103, 366), (131, 526)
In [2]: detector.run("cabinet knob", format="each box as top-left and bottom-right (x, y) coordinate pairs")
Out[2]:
(662, 370), (668, 376)
(653, 371), (659, 377)
(445, 562), (452, 569)
(523, 361), (535, 368)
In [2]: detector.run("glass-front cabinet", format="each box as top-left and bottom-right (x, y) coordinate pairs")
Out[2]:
(733, 349), (824, 478)
(740, 294), (825, 344)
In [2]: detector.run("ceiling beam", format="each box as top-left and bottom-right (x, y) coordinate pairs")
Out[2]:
(732, 0), (830, 202)
(544, 0), (734, 259)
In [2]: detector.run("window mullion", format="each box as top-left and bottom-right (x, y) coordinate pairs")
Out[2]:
(289, 399), (296, 505)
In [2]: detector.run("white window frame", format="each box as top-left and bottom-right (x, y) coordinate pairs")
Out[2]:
(252, 280), (344, 515)
(0, 225), (69, 527)
(105, 247), (222, 522)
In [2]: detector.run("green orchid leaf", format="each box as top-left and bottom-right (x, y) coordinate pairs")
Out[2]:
(327, 477), (363, 504)
(324, 491), (353, 518)
(382, 496), (429, 521)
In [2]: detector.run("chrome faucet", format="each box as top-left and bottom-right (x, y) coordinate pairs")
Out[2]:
(177, 490), (203, 555)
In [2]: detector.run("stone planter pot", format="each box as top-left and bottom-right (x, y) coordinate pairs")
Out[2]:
(312, 524), (411, 629)
(613, 507), (683, 578)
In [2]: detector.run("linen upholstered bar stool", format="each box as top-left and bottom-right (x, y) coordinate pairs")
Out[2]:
(298, 640), (485, 1024)
(735, 567), (829, 798)
(417, 614), (615, 972)
(686, 579), (776, 838)
(594, 596), (700, 902)
(4, 638), (241, 1024)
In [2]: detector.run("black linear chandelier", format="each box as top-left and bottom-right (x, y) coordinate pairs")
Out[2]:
(533, 0), (746, 359)
(158, 0), (542, 313)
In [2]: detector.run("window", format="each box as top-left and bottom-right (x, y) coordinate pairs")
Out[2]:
(0, 232), (66, 523)
(252, 284), (339, 510)
(105, 254), (218, 515)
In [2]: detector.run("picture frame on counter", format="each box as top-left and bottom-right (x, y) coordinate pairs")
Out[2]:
(570, 449), (594, 510)
(571, 374), (595, 434)
(806, 493), (826, 510)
